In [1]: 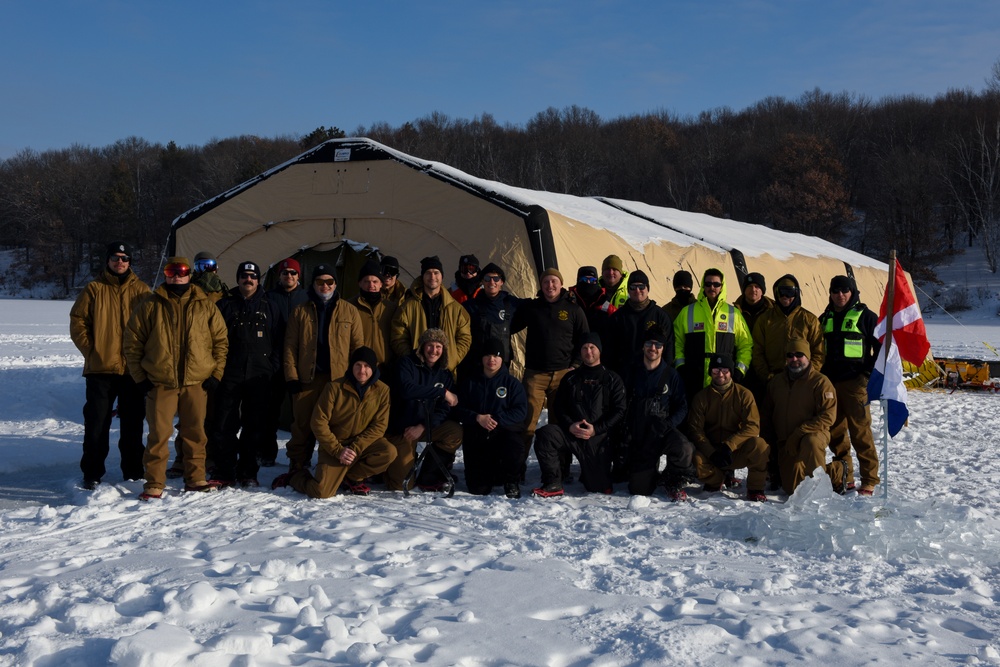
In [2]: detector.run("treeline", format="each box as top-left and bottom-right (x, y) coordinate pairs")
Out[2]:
(2, 83), (1000, 295)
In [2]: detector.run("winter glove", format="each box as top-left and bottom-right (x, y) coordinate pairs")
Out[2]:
(137, 379), (155, 395)
(202, 376), (220, 393)
(286, 380), (304, 395)
(709, 446), (733, 470)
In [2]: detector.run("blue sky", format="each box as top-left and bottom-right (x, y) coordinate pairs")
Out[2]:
(1, 0), (997, 159)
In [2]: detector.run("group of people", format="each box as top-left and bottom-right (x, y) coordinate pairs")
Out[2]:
(70, 243), (881, 503)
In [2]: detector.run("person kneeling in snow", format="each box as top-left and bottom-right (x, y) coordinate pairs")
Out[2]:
(687, 354), (770, 502)
(532, 333), (626, 497)
(621, 327), (695, 501)
(276, 347), (395, 498)
(453, 338), (528, 498)
(383, 328), (464, 491)
(761, 339), (837, 494)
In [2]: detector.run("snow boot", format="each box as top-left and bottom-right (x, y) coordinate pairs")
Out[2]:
(504, 483), (521, 499)
(532, 482), (564, 498)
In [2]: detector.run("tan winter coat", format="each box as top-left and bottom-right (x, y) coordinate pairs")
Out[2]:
(687, 381), (761, 458)
(70, 269), (151, 376)
(124, 284), (228, 388)
(752, 306), (825, 381)
(350, 295), (397, 368)
(390, 282), (471, 373)
(310, 376), (390, 461)
(762, 366), (837, 445)
(284, 297), (364, 382)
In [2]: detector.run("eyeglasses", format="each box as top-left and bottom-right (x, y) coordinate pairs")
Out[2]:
(164, 263), (191, 278)
(280, 269), (298, 276)
(703, 281), (722, 288)
(628, 284), (648, 291)
(578, 275), (598, 285)
(785, 352), (807, 359)
(777, 286), (798, 298)
(830, 288), (851, 295)
(109, 254), (130, 263)
(238, 272), (258, 281)
(193, 258), (217, 273)
(482, 275), (503, 283)
(710, 367), (731, 374)
(314, 278), (336, 287)
(643, 340), (664, 349)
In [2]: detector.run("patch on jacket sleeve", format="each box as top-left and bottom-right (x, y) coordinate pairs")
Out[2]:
(824, 391), (835, 399)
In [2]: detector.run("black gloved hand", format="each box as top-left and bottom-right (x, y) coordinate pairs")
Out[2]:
(137, 379), (155, 395)
(202, 376), (220, 392)
(733, 368), (745, 383)
(710, 446), (733, 470)
(286, 380), (304, 395)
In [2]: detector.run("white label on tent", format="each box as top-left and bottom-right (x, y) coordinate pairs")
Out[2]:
(334, 149), (351, 162)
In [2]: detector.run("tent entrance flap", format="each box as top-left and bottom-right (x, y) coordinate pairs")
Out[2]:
(263, 240), (380, 301)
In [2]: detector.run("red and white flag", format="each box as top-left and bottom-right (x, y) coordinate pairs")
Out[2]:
(873, 259), (930, 365)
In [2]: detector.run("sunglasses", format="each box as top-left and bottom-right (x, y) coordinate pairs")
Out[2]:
(238, 272), (258, 281)
(703, 281), (722, 288)
(777, 286), (798, 298)
(314, 278), (336, 287)
(382, 268), (399, 277)
(280, 269), (298, 276)
(482, 275), (503, 283)
(461, 264), (479, 274)
(786, 352), (807, 359)
(628, 284), (648, 291)
(193, 258), (217, 273)
(643, 340), (664, 349)
(830, 288), (852, 295)
(164, 263), (191, 278)
(578, 275), (598, 285)
(109, 254), (131, 263)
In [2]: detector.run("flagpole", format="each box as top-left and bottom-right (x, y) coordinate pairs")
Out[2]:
(881, 250), (897, 501)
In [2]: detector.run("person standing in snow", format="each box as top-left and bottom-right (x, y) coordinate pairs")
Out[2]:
(124, 256), (228, 499)
(209, 261), (282, 488)
(674, 268), (752, 402)
(276, 264), (364, 483)
(602, 269), (674, 378)
(276, 347), (396, 498)
(390, 255), (472, 376)
(453, 338), (528, 498)
(600, 254), (630, 309)
(760, 338), (837, 495)
(379, 256), (407, 306)
(663, 270), (697, 323)
(532, 333), (626, 497)
(734, 272), (773, 401)
(568, 265), (616, 341)
(69, 240), (151, 489)
(261, 257), (309, 467)
(350, 259), (398, 375)
(449, 254), (483, 304)
(510, 268), (590, 477)
(461, 262), (520, 381)
(621, 328), (694, 500)
(688, 354), (769, 502)
(819, 275), (882, 496)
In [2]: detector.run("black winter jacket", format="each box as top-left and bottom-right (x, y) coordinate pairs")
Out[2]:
(604, 299), (674, 375)
(622, 359), (688, 445)
(511, 290), (589, 372)
(391, 351), (456, 433)
(453, 366), (528, 431)
(463, 290), (520, 366)
(553, 363), (626, 436)
(217, 287), (282, 381)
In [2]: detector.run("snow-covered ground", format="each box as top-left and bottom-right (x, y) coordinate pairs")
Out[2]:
(2, 251), (1000, 666)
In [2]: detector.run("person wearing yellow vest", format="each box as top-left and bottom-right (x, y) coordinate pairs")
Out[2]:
(818, 275), (881, 496)
(600, 255), (630, 309)
(673, 268), (752, 401)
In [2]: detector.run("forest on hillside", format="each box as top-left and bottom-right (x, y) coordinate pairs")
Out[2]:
(2, 72), (1000, 295)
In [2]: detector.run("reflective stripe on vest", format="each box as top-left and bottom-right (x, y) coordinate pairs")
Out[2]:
(823, 307), (864, 359)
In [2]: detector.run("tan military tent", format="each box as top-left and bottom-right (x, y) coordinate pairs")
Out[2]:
(169, 137), (894, 314)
